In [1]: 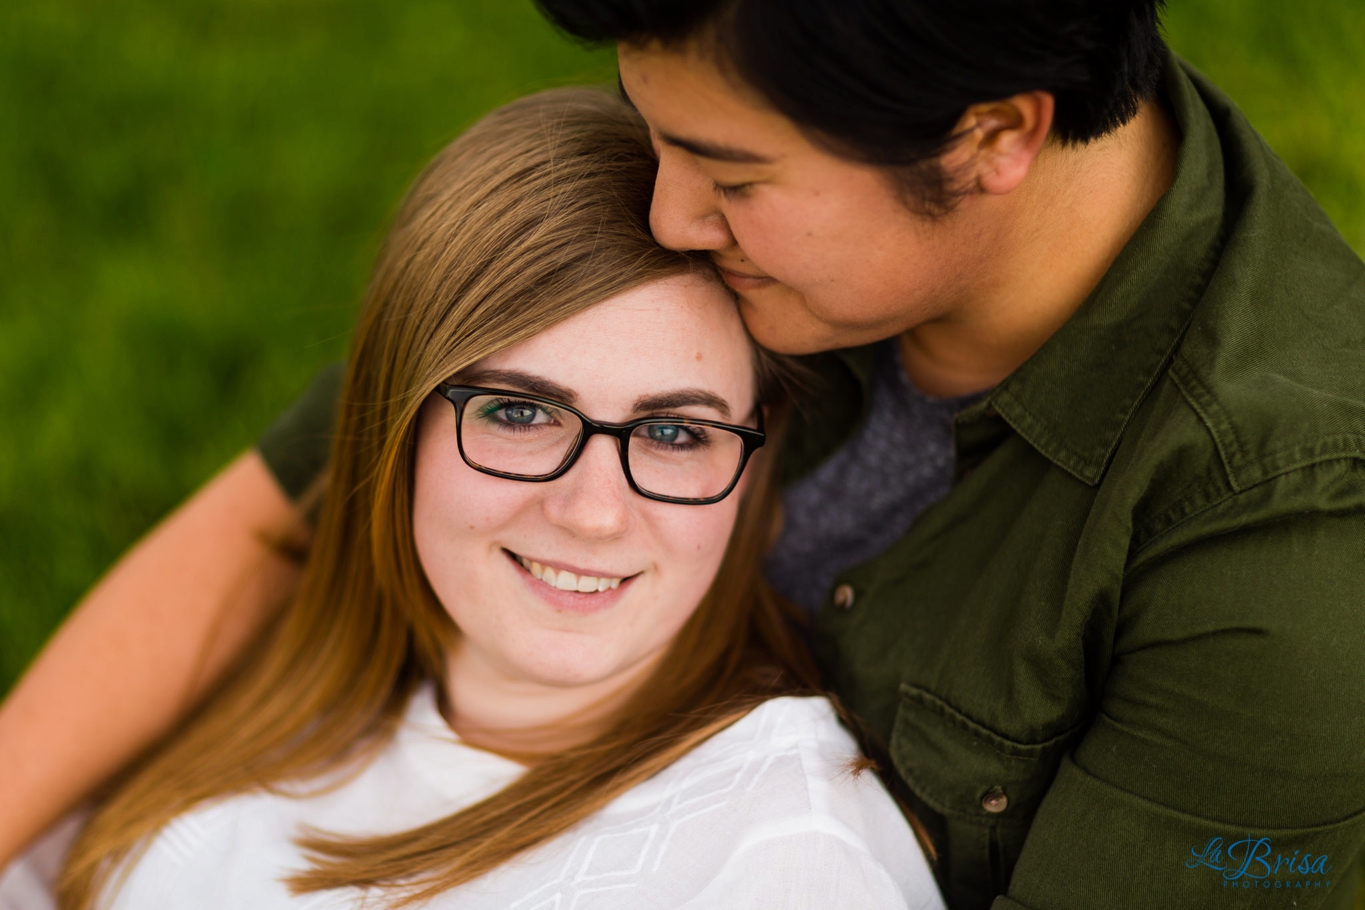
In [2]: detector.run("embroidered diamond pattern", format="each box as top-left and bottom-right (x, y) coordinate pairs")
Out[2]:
(575, 825), (657, 881)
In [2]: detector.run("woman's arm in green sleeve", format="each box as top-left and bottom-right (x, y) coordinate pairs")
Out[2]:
(0, 363), (341, 870)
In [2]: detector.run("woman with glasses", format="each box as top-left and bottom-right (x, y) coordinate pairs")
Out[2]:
(1, 88), (942, 910)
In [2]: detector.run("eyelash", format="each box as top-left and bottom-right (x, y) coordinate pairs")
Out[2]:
(713, 181), (753, 199)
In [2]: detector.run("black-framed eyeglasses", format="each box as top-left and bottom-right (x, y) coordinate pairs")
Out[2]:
(436, 384), (765, 505)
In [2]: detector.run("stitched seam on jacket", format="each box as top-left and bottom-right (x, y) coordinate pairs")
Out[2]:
(1129, 456), (1365, 562)
(1169, 357), (1243, 492)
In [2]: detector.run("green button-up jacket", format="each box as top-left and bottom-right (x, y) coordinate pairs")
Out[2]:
(780, 55), (1365, 909)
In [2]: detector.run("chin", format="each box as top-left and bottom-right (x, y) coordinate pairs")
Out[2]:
(509, 641), (629, 689)
(739, 293), (846, 356)
(741, 288), (915, 355)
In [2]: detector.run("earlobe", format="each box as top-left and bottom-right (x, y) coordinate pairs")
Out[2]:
(949, 91), (1056, 197)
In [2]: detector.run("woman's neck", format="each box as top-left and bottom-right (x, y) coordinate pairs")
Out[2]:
(440, 638), (662, 758)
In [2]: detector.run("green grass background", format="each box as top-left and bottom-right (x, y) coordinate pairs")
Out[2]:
(1, 0), (1363, 697)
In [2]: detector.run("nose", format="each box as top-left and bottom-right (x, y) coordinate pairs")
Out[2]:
(650, 142), (735, 253)
(542, 434), (631, 541)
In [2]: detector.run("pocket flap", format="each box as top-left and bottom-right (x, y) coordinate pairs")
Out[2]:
(891, 684), (1082, 822)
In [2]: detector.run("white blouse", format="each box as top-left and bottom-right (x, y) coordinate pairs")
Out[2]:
(0, 689), (944, 910)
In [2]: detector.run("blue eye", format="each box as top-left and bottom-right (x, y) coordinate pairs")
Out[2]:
(502, 404), (538, 425)
(474, 398), (551, 429)
(648, 424), (682, 444)
(641, 423), (708, 448)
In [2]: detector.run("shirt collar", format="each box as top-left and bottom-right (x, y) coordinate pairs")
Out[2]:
(988, 51), (1228, 485)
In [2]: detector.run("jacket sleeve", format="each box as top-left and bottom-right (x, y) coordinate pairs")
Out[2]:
(997, 505), (1365, 909)
(255, 361), (344, 502)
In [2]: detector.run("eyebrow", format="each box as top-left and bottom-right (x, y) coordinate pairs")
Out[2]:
(458, 369), (578, 405)
(656, 132), (774, 165)
(633, 389), (732, 419)
(458, 370), (733, 420)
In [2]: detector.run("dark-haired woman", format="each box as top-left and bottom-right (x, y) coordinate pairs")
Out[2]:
(5, 2), (1365, 907)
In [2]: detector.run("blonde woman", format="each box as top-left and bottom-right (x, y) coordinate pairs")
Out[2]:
(0, 89), (943, 910)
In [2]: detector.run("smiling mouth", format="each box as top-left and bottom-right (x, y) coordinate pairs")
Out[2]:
(511, 552), (625, 593)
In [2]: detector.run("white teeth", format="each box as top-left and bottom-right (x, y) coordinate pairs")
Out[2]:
(515, 554), (624, 594)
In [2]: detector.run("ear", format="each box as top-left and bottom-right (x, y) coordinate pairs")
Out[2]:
(944, 91), (1055, 196)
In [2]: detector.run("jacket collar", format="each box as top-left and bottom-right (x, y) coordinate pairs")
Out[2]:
(811, 54), (1228, 487)
(988, 53), (1228, 485)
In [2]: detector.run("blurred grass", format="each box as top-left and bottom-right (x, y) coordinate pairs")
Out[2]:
(0, 0), (613, 688)
(1164, 1), (1365, 254)
(0, 0), (1362, 691)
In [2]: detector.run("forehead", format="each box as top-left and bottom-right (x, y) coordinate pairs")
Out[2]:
(617, 43), (809, 161)
(470, 273), (757, 416)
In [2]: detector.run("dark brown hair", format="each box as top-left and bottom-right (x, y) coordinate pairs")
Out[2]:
(538, 0), (1168, 212)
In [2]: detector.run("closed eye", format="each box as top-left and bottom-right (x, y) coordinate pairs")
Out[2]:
(714, 181), (754, 199)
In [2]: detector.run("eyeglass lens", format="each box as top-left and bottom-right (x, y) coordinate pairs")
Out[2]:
(458, 393), (747, 501)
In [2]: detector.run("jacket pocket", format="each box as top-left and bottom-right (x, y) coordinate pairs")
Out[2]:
(890, 684), (1084, 908)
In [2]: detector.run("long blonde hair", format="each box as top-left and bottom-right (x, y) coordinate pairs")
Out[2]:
(58, 87), (817, 909)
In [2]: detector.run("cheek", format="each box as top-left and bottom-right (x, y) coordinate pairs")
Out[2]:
(730, 177), (911, 288)
(412, 439), (470, 608)
(412, 457), (455, 575)
(411, 428), (523, 610)
(648, 498), (742, 610)
(728, 199), (821, 273)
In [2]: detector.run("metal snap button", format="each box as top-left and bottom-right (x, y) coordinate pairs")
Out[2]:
(981, 786), (1008, 814)
(832, 583), (856, 612)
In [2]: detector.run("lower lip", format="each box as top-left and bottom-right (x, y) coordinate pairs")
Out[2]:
(506, 551), (633, 617)
(719, 269), (776, 292)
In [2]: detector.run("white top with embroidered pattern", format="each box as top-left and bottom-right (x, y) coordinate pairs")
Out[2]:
(0, 688), (944, 910)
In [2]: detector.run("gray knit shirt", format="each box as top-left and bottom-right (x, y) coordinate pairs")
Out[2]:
(763, 341), (985, 616)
